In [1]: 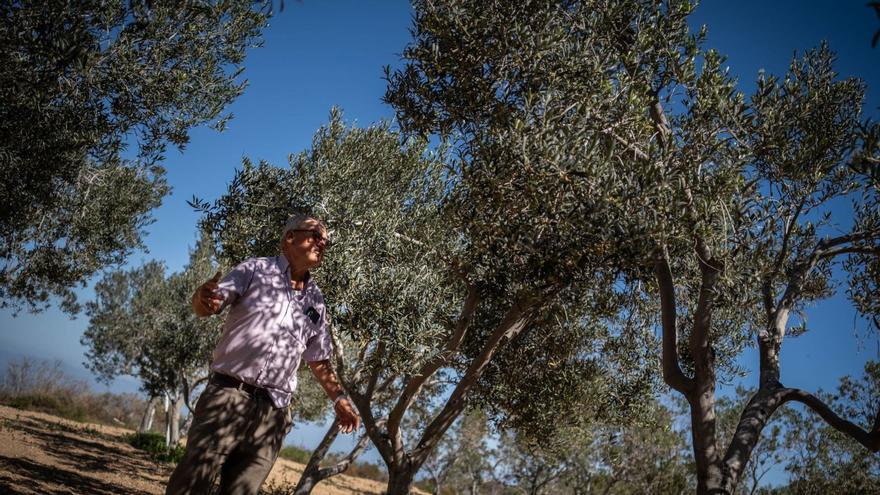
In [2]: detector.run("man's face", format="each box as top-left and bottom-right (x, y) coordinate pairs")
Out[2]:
(283, 219), (329, 270)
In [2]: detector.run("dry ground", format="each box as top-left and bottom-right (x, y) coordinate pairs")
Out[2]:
(0, 404), (394, 494)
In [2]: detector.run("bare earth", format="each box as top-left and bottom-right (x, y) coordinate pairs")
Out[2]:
(0, 404), (390, 495)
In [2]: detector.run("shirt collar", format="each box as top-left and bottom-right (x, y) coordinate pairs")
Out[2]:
(275, 255), (313, 293)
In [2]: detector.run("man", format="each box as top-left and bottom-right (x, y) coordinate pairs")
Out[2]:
(166, 214), (360, 495)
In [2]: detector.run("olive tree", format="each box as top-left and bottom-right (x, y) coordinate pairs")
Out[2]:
(384, 1), (879, 493)
(0, 0), (268, 312)
(197, 106), (642, 493)
(196, 110), (465, 493)
(82, 237), (222, 445)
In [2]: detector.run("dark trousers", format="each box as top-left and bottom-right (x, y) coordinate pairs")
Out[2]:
(164, 379), (292, 495)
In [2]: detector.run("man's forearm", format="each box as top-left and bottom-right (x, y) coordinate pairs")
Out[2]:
(308, 360), (345, 400)
(309, 359), (360, 433)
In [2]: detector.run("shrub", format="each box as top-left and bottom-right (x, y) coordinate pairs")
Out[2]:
(126, 431), (186, 463)
(5, 393), (88, 422)
(341, 460), (388, 483)
(0, 357), (158, 431)
(127, 431), (167, 453)
(278, 444), (312, 464)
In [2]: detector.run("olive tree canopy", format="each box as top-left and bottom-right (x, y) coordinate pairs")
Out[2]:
(0, 0), (268, 312)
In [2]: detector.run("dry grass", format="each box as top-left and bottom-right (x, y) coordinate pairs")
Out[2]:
(0, 404), (405, 494)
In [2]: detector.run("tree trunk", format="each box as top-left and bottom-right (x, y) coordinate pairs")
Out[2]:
(293, 419), (340, 495)
(689, 389), (725, 494)
(387, 465), (417, 495)
(293, 417), (376, 495)
(167, 391), (184, 447)
(164, 393), (171, 446)
(138, 396), (156, 432)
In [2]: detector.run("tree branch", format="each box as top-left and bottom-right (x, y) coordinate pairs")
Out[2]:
(652, 248), (695, 395)
(817, 228), (880, 251)
(780, 387), (880, 452)
(777, 227), (880, 320)
(365, 342), (386, 402)
(771, 197), (808, 277)
(318, 419), (378, 478)
(816, 245), (880, 260)
(411, 294), (538, 466)
(349, 390), (394, 466)
(386, 285), (480, 439)
(691, 240), (722, 378)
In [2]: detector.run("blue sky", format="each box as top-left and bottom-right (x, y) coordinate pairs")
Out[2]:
(2, 0), (879, 471)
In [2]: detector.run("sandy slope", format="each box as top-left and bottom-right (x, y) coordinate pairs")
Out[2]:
(0, 404), (391, 494)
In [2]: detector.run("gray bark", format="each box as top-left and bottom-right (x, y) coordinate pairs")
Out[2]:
(138, 396), (157, 432)
(292, 417), (374, 495)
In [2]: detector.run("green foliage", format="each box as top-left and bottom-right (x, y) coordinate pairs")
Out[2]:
(126, 431), (186, 463)
(278, 444), (312, 464)
(473, 281), (661, 440)
(82, 236), (222, 399)
(0, 0), (269, 312)
(127, 431), (167, 453)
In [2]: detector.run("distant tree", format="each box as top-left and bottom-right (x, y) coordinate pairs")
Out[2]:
(422, 410), (494, 495)
(82, 237), (221, 446)
(531, 400), (692, 495)
(497, 430), (569, 495)
(0, 0), (269, 312)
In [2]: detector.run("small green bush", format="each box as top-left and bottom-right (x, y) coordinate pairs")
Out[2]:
(155, 444), (186, 463)
(127, 431), (167, 453)
(278, 444), (312, 464)
(342, 460), (387, 482)
(126, 431), (186, 463)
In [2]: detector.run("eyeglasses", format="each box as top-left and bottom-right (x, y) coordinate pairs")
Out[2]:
(292, 229), (332, 248)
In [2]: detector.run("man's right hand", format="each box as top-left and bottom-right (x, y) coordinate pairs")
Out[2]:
(193, 271), (224, 316)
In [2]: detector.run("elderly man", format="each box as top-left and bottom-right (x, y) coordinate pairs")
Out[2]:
(165, 214), (359, 495)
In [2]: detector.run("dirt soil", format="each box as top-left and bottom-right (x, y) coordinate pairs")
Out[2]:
(0, 404), (393, 495)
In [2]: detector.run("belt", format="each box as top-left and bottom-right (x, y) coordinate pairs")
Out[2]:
(210, 373), (268, 397)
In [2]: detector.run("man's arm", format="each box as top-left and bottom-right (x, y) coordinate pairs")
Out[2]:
(308, 359), (360, 433)
(192, 271), (224, 317)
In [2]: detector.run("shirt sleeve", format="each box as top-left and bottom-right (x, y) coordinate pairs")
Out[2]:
(215, 258), (255, 310)
(303, 302), (333, 362)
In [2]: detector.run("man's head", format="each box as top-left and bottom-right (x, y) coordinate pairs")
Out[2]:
(280, 214), (329, 271)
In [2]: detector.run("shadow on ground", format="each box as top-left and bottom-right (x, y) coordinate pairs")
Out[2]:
(0, 412), (168, 494)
